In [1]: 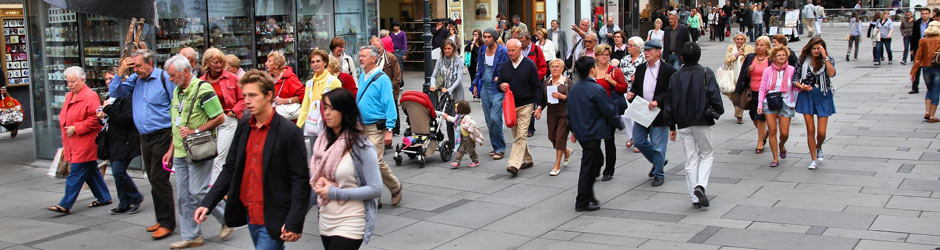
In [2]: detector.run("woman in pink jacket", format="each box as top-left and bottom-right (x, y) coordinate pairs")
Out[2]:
(48, 66), (111, 214)
(757, 47), (799, 168)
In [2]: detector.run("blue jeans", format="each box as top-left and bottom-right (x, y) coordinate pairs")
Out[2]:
(109, 160), (143, 209)
(903, 36), (912, 62)
(666, 54), (681, 69)
(876, 38), (893, 62)
(924, 67), (940, 104)
(59, 161), (111, 210)
(633, 124), (669, 178)
(752, 24), (763, 39)
(480, 88), (506, 153)
(249, 224), (285, 250)
(174, 157), (226, 240)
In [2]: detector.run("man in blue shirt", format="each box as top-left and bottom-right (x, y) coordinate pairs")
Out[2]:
(109, 49), (177, 239)
(567, 56), (623, 212)
(356, 45), (402, 207)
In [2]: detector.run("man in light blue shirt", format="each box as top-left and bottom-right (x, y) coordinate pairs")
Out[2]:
(356, 45), (402, 207)
(109, 49), (177, 239)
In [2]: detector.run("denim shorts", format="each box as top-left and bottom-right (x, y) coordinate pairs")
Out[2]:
(763, 106), (796, 118)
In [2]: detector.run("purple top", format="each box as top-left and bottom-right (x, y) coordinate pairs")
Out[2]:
(390, 30), (408, 51)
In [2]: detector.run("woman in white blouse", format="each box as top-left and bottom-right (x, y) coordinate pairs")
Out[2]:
(535, 28), (557, 63)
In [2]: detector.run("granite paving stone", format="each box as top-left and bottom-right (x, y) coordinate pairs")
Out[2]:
(703, 228), (858, 250)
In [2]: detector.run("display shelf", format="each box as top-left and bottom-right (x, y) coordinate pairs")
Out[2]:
(296, 13), (333, 80)
(155, 17), (206, 69)
(209, 16), (253, 71)
(254, 15), (295, 70)
(80, 15), (123, 94)
(3, 16), (30, 86)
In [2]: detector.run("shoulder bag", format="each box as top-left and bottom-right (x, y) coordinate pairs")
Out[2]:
(304, 78), (335, 136)
(274, 75), (302, 120)
(181, 81), (219, 163)
(606, 67), (628, 114)
(765, 70), (785, 111)
(931, 42), (940, 67)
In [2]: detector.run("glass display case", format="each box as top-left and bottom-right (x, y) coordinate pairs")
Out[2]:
(255, 0), (296, 71)
(3, 16), (30, 87)
(209, 0), (254, 71)
(81, 15), (124, 98)
(25, 3), (81, 158)
(296, 0), (333, 80)
(333, 0), (377, 75)
(155, 0), (207, 68)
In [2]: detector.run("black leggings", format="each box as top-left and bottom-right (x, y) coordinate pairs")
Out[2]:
(321, 236), (363, 250)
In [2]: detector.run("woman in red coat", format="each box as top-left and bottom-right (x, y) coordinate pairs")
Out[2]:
(328, 57), (358, 95)
(47, 66), (111, 214)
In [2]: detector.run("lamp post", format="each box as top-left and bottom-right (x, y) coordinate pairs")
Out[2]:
(422, 0), (433, 93)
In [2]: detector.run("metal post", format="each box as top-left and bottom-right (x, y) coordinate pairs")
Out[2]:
(422, 0), (433, 93)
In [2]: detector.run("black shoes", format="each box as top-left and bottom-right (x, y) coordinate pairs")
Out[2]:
(601, 175), (613, 181)
(109, 207), (128, 215)
(575, 203), (601, 212)
(649, 160), (668, 178)
(845, 55), (849, 61)
(693, 202), (702, 209)
(526, 131), (534, 137)
(910, 90), (920, 94)
(651, 178), (664, 187)
(128, 201), (142, 214)
(694, 185), (709, 207)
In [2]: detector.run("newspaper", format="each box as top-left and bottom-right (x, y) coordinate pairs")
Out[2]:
(625, 97), (660, 128)
(546, 86), (559, 104)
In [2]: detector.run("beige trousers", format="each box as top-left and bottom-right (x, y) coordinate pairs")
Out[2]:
(509, 104), (534, 169)
(365, 124), (401, 193)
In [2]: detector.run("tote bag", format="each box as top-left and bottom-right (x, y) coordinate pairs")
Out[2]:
(716, 65), (737, 94)
(503, 89), (517, 128)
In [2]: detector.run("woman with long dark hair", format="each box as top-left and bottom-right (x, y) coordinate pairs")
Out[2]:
(310, 88), (382, 250)
(465, 29), (484, 100)
(793, 37), (836, 170)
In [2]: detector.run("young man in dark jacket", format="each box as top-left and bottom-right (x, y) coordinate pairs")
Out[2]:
(909, 9), (932, 94)
(627, 40), (676, 187)
(664, 42), (724, 209)
(567, 56), (623, 212)
(196, 70), (310, 249)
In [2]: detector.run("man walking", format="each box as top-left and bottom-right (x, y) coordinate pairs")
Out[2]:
(802, 1), (816, 37)
(627, 40), (676, 187)
(356, 46), (403, 206)
(110, 49), (177, 239)
(474, 28), (510, 160)
(371, 36), (404, 135)
(568, 56), (623, 212)
(161, 55), (230, 249)
(500, 39), (544, 177)
(663, 11), (691, 69)
(196, 70), (311, 249)
(910, 9), (932, 94)
(665, 42), (724, 209)
(517, 31), (547, 137)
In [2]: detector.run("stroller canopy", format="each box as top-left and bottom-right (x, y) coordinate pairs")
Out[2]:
(400, 91), (436, 117)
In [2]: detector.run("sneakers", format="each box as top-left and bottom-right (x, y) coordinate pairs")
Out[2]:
(808, 160), (818, 170)
(219, 224), (233, 240)
(169, 236), (204, 249)
(109, 207), (128, 215)
(467, 162), (480, 168)
(816, 148), (825, 161)
(693, 186), (709, 207)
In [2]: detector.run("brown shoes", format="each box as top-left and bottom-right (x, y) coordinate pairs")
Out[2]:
(169, 236), (204, 249)
(390, 188), (403, 206)
(520, 162), (534, 169)
(152, 227), (173, 239)
(146, 223), (161, 232)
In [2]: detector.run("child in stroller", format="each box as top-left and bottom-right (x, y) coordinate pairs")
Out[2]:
(393, 91), (455, 167)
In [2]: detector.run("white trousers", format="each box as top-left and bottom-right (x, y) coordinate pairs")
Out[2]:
(679, 126), (714, 202)
(211, 114), (238, 184)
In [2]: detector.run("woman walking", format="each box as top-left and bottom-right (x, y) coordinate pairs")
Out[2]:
(619, 36), (646, 153)
(311, 88), (382, 250)
(47, 66), (111, 214)
(430, 39), (466, 102)
(298, 49), (343, 153)
(875, 10), (895, 65)
(725, 33), (755, 124)
(688, 9), (703, 42)
(592, 44), (628, 181)
(868, 12), (884, 64)
(847, 12), (862, 61)
(910, 21), (940, 123)
(537, 59), (573, 176)
(757, 46), (798, 167)
(536, 28), (557, 63)
(466, 29), (484, 100)
(736, 36), (772, 154)
(99, 68), (144, 215)
(793, 38), (836, 170)
(648, 19), (665, 45)
(709, 7), (722, 42)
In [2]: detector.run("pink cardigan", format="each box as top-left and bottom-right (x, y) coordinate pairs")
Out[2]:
(757, 64), (797, 110)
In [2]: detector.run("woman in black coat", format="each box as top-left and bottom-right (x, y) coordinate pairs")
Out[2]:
(100, 96), (144, 214)
(466, 29), (484, 99)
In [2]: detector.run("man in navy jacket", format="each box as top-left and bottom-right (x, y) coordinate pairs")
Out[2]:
(567, 56), (623, 212)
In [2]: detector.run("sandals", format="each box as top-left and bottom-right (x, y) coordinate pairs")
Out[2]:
(47, 205), (70, 214)
(625, 139), (634, 148)
(925, 114), (931, 120)
(633, 148), (641, 153)
(736, 117), (744, 124)
(755, 147), (764, 154)
(89, 201), (112, 208)
(492, 153), (504, 160)
(450, 162), (460, 169)
(929, 118), (940, 123)
(489, 151), (496, 157)
(468, 162), (480, 168)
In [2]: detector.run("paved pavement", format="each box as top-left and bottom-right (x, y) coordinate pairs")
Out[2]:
(1, 30), (939, 250)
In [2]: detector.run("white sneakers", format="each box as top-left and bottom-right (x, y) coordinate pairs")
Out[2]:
(808, 160), (818, 170)
(816, 149), (825, 162)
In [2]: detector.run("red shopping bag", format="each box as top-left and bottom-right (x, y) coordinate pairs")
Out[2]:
(503, 89), (517, 128)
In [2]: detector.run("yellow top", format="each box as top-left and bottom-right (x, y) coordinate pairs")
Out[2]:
(297, 71), (342, 128)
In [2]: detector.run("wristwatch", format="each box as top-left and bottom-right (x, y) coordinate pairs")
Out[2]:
(194, 129), (200, 134)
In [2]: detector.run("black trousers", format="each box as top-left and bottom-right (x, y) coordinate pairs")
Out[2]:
(139, 128), (176, 229)
(321, 235), (363, 250)
(914, 67), (922, 91)
(598, 128), (617, 177)
(1, 123), (18, 132)
(576, 139), (603, 208)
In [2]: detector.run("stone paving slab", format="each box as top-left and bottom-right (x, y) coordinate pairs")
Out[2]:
(722, 205), (876, 230)
(703, 228), (858, 250)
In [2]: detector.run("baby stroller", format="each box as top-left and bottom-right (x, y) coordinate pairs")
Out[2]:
(393, 91), (454, 167)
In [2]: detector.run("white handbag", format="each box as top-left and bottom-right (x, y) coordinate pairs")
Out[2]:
(303, 78), (334, 136)
(716, 65), (737, 94)
(0, 108), (23, 125)
(274, 76), (301, 120)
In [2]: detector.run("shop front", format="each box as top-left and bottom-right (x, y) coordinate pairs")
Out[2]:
(24, 0), (378, 160)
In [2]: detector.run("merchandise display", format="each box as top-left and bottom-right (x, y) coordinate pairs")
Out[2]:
(209, 16), (254, 70)
(156, 17), (206, 68)
(296, 4), (334, 80)
(254, 15), (296, 71)
(3, 17), (30, 86)
(41, 6), (82, 122)
(82, 15), (123, 96)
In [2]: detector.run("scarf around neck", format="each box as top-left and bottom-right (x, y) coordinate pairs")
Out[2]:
(438, 56), (459, 88)
(801, 58), (832, 95)
(310, 131), (352, 206)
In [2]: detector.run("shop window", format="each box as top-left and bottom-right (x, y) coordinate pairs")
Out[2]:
(81, 15), (125, 98)
(208, 0), (254, 72)
(255, 0), (297, 72)
(155, 0), (208, 69)
(296, 0), (334, 80)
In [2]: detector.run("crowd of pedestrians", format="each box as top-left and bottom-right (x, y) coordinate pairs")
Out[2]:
(34, 4), (940, 249)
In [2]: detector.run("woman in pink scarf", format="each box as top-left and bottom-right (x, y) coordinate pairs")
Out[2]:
(309, 88), (382, 249)
(757, 46), (798, 168)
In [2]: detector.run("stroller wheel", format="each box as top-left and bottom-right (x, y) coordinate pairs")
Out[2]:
(418, 155), (427, 167)
(394, 153), (402, 166)
(439, 141), (453, 162)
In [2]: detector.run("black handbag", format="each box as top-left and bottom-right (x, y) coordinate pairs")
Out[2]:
(606, 67), (628, 114)
(703, 68), (721, 120)
(766, 71), (784, 111)
(95, 126), (109, 160)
